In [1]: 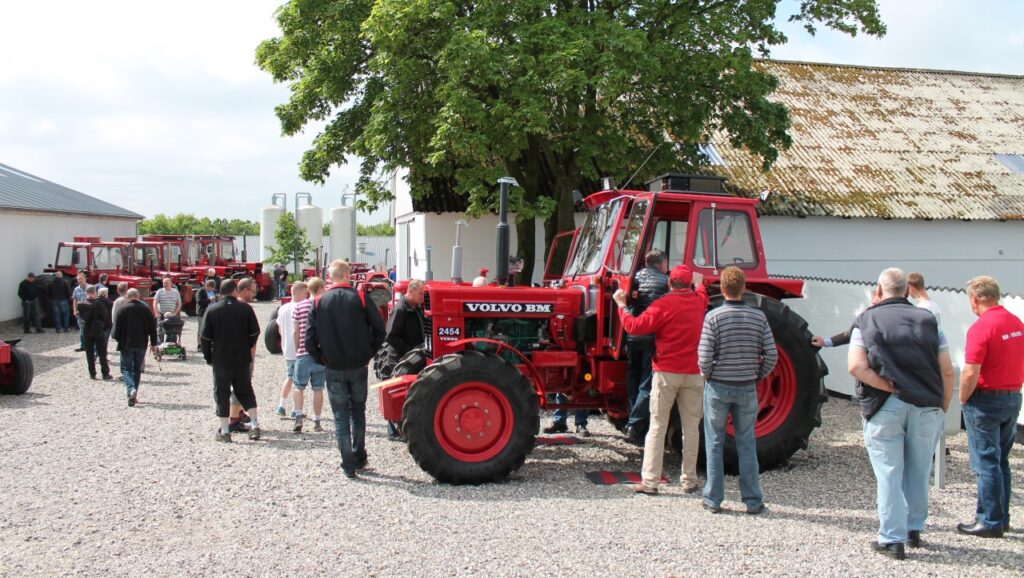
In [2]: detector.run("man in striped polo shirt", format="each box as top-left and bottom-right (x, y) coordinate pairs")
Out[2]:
(292, 276), (326, 432)
(698, 266), (777, 515)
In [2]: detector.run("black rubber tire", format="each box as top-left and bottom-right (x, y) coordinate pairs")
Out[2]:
(373, 344), (401, 381)
(182, 298), (197, 317)
(0, 347), (34, 395)
(392, 347), (429, 377)
(34, 273), (55, 328)
(704, 293), (828, 473)
(605, 414), (628, 433)
(403, 351), (539, 484)
(264, 318), (282, 355)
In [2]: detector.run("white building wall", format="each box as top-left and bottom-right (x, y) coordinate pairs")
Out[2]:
(403, 213), (586, 285)
(760, 216), (1024, 295)
(392, 167), (413, 221)
(0, 210), (137, 322)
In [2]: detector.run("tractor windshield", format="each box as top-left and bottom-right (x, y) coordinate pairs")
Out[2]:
(90, 246), (126, 270)
(56, 245), (85, 268)
(220, 240), (235, 262)
(134, 246), (161, 268)
(166, 243), (183, 266)
(565, 200), (623, 277)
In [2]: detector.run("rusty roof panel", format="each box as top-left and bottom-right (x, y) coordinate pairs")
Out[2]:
(715, 61), (1024, 220)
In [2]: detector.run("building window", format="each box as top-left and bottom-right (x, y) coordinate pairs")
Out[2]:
(995, 154), (1024, 174)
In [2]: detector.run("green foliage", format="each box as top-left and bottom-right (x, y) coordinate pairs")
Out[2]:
(323, 222), (331, 237)
(356, 221), (395, 237)
(138, 213), (259, 236)
(257, 0), (884, 280)
(265, 212), (316, 273)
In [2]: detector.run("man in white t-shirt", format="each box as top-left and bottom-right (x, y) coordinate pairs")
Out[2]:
(275, 282), (306, 417)
(908, 272), (942, 325)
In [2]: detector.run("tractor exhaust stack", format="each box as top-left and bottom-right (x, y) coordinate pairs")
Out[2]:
(494, 177), (517, 285)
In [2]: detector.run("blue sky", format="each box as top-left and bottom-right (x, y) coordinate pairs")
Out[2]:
(0, 0), (1020, 222)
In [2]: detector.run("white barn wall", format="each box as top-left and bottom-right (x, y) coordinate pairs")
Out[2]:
(760, 216), (1024, 295)
(0, 210), (137, 323)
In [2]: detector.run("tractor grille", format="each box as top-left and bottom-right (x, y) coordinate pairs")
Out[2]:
(421, 291), (433, 354)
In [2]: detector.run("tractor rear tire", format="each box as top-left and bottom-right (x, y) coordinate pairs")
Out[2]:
(392, 347), (429, 377)
(0, 347), (33, 395)
(182, 299), (197, 317)
(404, 351), (539, 484)
(706, 293), (828, 473)
(264, 318), (282, 355)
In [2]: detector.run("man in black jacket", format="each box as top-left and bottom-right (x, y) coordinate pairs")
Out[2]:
(78, 286), (113, 380)
(113, 289), (158, 406)
(202, 280), (261, 442)
(381, 279), (425, 440)
(49, 271), (72, 333)
(306, 260), (386, 478)
(18, 272), (41, 333)
(623, 249), (669, 442)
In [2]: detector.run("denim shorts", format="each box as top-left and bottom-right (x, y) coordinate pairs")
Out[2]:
(293, 354), (325, 391)
(284, 359), (296, 380)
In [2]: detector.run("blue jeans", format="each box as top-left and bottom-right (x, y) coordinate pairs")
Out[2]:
(863, 395), (944, 544)
(77, 314), (85, 348)
(963, 391), (1021, 530)
(120, 348), (146, 394)
(294, 354), (326, 391)
(52, 300), (69, 332)
(552, 393), (588, 426)
(22, 300), (41, 332)
(626, 338), (655, 429)
(325, 367), (368, 474)
(703, 381), (761, 510)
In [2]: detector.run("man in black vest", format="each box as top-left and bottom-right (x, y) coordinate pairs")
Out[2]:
(78, 286), (113, 380)
(306, 260), (385, 478)
(848, 267), (953, 560)
(202, 280), (261, 442)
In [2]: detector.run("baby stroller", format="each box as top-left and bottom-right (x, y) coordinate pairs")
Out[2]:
(156, 316), (186, 361)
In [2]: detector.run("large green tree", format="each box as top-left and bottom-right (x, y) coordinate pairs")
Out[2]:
(265, 212), (316, 273)
(257, 0), (883, 282)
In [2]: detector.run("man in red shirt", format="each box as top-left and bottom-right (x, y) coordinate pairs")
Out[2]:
(614, 265), (707, 495)
(957, 275), (1024, 539)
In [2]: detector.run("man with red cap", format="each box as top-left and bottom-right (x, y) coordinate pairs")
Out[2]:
(614, 264), (707, 495)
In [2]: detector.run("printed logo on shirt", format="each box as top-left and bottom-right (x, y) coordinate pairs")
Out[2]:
(1002, 331), (1023, 341)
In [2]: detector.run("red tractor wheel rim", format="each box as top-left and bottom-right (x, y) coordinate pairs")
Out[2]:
(726, 346), (797, 438)
(434, 381), (514, 463)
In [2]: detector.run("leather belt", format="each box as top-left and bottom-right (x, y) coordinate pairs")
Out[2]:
(973, 388), (1021, 396)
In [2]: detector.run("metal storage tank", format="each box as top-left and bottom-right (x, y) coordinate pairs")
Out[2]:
(260, 193), (286, 262)
(295, 192), (323, 268)
(329, 199), (356, 263)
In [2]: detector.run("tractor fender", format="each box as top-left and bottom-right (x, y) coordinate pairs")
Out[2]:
(443, 338), (546, 407)
(373, 374), (418, 422)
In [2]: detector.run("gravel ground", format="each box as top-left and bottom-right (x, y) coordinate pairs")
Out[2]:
(1, 301), (1021, 577)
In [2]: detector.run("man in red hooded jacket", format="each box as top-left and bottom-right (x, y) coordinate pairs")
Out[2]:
(614, 265), (707, 495)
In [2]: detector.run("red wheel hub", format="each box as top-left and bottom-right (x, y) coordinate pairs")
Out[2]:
(726, 346), (796, 438)
(434, 381), (514, 463)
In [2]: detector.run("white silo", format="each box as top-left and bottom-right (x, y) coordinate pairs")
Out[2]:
(295, 192), (323, 269)
(260, 193), (286, 262)
(329, 197), (357, 263)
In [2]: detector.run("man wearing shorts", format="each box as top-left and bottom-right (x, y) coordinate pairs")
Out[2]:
(275, 282), (306, 417)
(202, 279), (261, 442)
(292, 277), (326, 432)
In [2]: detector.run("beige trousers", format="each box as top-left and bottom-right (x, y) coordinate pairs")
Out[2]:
(641, 371), (704, 489)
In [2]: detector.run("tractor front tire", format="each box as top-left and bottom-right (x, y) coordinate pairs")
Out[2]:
(404, 351), (539, 484)
(264, 318), (282, 355)
(392, 347), (429, 377)
(0, 347), (34, 395)
(707, 293), (828, 473)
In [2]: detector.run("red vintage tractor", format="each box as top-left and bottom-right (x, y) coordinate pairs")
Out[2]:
(192, 235), (272, 300)
(116, 238), (195, 314)
(0, 339), (33, 395)
(377, 174), (827, 484)
(38, 238), (155, 326)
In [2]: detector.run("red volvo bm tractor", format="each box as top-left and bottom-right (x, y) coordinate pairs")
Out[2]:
(378, 174), (827, 484)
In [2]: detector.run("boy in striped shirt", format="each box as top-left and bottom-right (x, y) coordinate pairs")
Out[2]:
(698, 266), (777, 515)
(291, 277), (326, 432)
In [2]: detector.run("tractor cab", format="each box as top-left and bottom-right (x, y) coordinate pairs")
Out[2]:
(45, 238), (153, 297)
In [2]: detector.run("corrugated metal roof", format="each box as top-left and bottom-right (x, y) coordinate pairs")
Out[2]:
(0, 162), (143, 219)
(355, 236), (395, 268)
(714, 60), (1024, 220)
